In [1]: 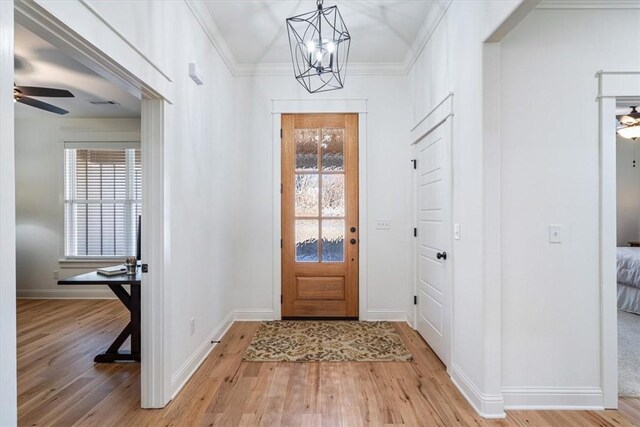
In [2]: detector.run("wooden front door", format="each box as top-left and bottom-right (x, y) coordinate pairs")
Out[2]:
(281, 113), (359, 318)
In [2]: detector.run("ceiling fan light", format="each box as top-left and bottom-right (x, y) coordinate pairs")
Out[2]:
(620, 115), (637, 126)
(617, 124), (640, 140)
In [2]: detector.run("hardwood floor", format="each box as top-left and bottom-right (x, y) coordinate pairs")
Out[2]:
(17, 299), (640, 426)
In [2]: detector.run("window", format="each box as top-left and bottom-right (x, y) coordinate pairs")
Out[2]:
(64, 143), (141, 258)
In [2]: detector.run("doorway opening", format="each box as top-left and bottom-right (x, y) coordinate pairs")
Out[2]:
(281, 113), (359, 319)
(6, 1), (170, 416)
(614, 101), (640, 401)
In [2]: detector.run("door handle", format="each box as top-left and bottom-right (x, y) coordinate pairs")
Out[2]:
(436, 252), (447, 260)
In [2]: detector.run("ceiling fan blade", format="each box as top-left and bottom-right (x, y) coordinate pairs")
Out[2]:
(15, 86), (74, 98)
(17, 96), (69, 115)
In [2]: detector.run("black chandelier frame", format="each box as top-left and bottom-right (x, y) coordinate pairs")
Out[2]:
(286, 0), (351, 93)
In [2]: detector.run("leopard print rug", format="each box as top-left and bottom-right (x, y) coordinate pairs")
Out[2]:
(243, 321), (413, 362)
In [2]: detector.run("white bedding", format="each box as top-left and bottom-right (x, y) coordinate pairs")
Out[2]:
(617, 247), (640, 289)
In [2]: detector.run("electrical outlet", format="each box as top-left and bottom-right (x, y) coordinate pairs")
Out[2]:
(190, 318), (196, 336)
(376, 219), (391, 230)
(52, 270), (59, 280)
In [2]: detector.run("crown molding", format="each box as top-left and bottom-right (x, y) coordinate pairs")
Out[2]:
(184, 0), (239, 75)
(537, 0), (640, 9)
(185, 0), (451, 77)
(402, 0), (451, 73)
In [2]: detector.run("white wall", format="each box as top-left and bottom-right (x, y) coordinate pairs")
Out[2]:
(617, 136), (640, 246)
(15, 117), (140, 299)
(499, 8), (640, 406)
(407, 0), (528, 417)
(233, 74), (413, 321)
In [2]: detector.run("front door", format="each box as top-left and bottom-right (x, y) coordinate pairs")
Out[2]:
(281, 113), (359, 318)
(415, 119), (452, 366)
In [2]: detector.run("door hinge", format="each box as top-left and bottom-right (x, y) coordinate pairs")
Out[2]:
(281, 294), (283, 304)
(280, 183), (283, 194)
(280, 128), (283, 138)
(280, 239), (283, 249)
(412, 159), (417, 169)
(414, 295), (417, 305)
(413, 227), (417, 237)
(141, 264), (149, 273)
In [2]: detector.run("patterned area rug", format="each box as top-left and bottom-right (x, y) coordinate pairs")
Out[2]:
(243, 321), (413, 362)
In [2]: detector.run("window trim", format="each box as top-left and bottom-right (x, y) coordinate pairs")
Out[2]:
(58, 138), (141, 262)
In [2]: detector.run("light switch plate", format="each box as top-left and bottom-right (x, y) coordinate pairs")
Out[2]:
(549, 224), (562, 243)
(376, 219), (391, 230)
(454, 224), (460, 240)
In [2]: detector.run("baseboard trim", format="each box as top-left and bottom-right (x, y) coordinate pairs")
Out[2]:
(450, 363), (506, 419)
(366, 309), (409, 321)
(169, 311), (235, 399)
(502, 386), (604, 410)
(233, 310), (274, 321)
(17, 288), (116, 299)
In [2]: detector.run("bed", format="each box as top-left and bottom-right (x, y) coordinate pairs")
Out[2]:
(617, 247), (640, 314)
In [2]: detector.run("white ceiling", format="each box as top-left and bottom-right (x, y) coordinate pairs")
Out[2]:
(194, 0), (439, 73)
(14, 24), (140, 119)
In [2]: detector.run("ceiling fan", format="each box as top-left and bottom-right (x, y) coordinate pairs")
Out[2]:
(13, 84), (74, 115)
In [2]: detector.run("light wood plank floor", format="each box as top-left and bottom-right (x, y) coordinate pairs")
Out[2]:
(17, 299), (640, 426)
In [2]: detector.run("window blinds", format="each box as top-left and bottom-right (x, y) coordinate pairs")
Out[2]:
(64, 147), (141, 257)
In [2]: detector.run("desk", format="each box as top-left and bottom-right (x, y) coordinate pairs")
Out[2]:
(58, 269), (140, 363)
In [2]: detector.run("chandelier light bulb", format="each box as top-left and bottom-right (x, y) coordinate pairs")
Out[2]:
(316, 51), (323, 62)
(327, 41), (336, 53)
(306, 40), (316, 53)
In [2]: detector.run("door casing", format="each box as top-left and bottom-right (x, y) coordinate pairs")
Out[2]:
(271, 100), (369, 321)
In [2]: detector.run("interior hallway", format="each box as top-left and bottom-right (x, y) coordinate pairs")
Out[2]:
(15, 300), (640, 426)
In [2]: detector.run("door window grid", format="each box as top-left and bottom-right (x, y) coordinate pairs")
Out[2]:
(294, 128), (345, 262)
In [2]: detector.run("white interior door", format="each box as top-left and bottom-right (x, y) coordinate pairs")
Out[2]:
(414, 119), (452, 367)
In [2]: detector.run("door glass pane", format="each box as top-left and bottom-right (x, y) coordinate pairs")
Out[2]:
(321, 129), (344, 171)
(296, 219), (319, 262)
(295, 174), (319, 216)
(295, 129), (319, 171)
(322, 219), (344, 262)
(321, 174), (344, 217)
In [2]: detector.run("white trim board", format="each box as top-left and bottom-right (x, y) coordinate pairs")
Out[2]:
(366, 310), (409, 321)
(450, 364), (506, 419)
(271, 99), (368, 320)
(170, 311), (235, 399)
(502, 387), (604, 410)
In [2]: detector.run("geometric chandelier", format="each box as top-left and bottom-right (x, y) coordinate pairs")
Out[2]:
(286, 0), (351, 93)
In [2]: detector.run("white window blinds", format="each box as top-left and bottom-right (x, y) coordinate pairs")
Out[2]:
(64, 146), (141, 257)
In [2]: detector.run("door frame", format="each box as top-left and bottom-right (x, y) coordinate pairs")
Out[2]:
(2, 0), (172, 414)
(597, 70), (640, 408)
(271, 99), (368, 320)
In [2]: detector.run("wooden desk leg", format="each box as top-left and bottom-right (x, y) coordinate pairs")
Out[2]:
(94, 283), (140, 363)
